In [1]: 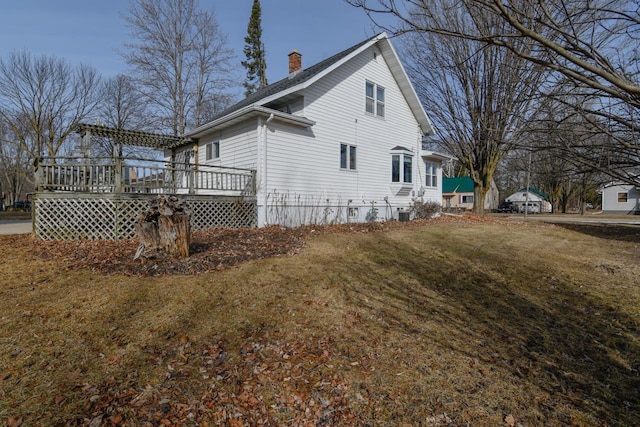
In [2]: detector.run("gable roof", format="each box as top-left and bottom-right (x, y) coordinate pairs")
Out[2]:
(443, 176), (475, 194)
(186, 32), (433, 140)
(516, 187), (549, 200)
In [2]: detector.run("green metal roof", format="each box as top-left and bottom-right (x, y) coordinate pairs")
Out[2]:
(442, 176), (474, 194)
(516, 187), (549, 200)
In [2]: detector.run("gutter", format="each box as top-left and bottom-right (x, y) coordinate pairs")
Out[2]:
(185, 105), (315, 140)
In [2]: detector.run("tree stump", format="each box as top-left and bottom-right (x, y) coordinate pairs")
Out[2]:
(134, 195), (191, 259)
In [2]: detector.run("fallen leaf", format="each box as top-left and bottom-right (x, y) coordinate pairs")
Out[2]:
(5, 417), (22, 427)
(505, 414), (516, 426)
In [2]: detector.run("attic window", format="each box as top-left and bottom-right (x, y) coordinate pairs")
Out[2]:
(365, 81), (385, 118)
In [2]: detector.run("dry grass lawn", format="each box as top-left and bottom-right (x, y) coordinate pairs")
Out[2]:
(1, 217), (639, 426)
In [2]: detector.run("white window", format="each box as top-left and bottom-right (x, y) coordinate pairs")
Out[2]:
(205, 141), (220, 161)
(425, 162), (437, 187)
(365, 81), (385, 117)
(392, 153), (413, 183)
(461, 195), (474, 204)
(340, 143), (356, 170)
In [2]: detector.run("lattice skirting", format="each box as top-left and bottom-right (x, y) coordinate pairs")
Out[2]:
(34, 193), (257, 240)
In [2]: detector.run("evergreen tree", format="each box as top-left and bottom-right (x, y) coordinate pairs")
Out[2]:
(241, 0), (267, 96)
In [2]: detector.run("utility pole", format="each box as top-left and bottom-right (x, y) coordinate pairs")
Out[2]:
(524, 149), (532, 218)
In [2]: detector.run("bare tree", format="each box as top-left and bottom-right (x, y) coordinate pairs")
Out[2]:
(98, 74), (150, 131)
(401, 2), (549, 213)
(123, 0), (235, 136)
(0, 114), (36, 205)
(348, 0), (640, 185)
(0, 51), (101, 165)
(91, 74), (158, 158)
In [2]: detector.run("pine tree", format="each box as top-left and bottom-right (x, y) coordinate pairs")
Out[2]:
(241, 0), (267, 97)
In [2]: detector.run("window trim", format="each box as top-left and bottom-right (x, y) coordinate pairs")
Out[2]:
(205, 140), (220, 161)
(365, 80), (385, 118)
(425, 161), (438, 188)
(340, 143), (357, 171)
(618, 192), (628, 203)
(390, 147), (413, 184)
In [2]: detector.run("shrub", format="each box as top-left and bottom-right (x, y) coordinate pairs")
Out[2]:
(410, 200), (442, 219)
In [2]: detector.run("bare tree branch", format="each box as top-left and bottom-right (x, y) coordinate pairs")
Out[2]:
(123, 0), (235, 136)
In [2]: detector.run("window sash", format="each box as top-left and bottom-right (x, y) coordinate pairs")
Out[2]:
(618, 192), (628, 203)
(403, 155), (412, 183)
(425, 162), (437, 187)
(392, 155), (400, 182)
(205, 141), (219, 161)
(376, 86), (385, 117)
(365, 81), (385, 117)
(365, 82), (375, 114)
(341, 143), (356, 170)
(349, 145), (357, 170)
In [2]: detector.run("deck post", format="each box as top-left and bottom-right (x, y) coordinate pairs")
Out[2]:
(114, 155), (123, 193)
(34, 157), (43, 191)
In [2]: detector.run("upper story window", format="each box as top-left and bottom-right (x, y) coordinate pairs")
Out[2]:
(425, 161), (437, 187)
(205, 141), (220, 161)
(340, 143), (356, 170)
(365, 81), (385, 118)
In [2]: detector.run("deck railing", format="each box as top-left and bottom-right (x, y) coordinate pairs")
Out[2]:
(35, 156), (256, 196)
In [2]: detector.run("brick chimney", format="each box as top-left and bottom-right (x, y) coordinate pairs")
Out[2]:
(288, 50), (302, 74)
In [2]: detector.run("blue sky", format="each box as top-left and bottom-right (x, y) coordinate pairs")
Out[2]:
(0, 0), (387, 84)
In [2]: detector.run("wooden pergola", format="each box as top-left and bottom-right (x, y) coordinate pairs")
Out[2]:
(75, 123), (193, 151)
(29, 124), (257, 240)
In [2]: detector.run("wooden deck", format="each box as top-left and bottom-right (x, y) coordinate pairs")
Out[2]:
(32, 156), (257, 240)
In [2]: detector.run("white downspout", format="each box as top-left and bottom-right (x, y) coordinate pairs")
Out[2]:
(261, 113), (274, 226)
(416, 127), (424, 198)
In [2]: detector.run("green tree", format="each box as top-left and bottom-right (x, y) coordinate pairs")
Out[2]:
(241, 0), (268, 96)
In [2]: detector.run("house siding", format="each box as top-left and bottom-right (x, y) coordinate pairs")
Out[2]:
(260, 44), (428, 225)
(602, 184), (640, 213)
(198, 122), (258, 170)
(180, 35), (445, 227)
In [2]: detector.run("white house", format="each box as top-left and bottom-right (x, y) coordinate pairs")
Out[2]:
(505, 187), (552, 213)
(601, 183), (640, 214)
(168, 33), (450, 227)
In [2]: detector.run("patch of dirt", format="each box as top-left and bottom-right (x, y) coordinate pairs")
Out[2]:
(32, 226), (305, 276)
(31, 215), (494, 276)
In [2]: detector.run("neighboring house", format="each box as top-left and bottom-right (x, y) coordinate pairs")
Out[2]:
(442, 176), (499, 211)
(505, 187), (552, 213)
(168, 32), (451, 227)
(601, 183), (640, 214)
